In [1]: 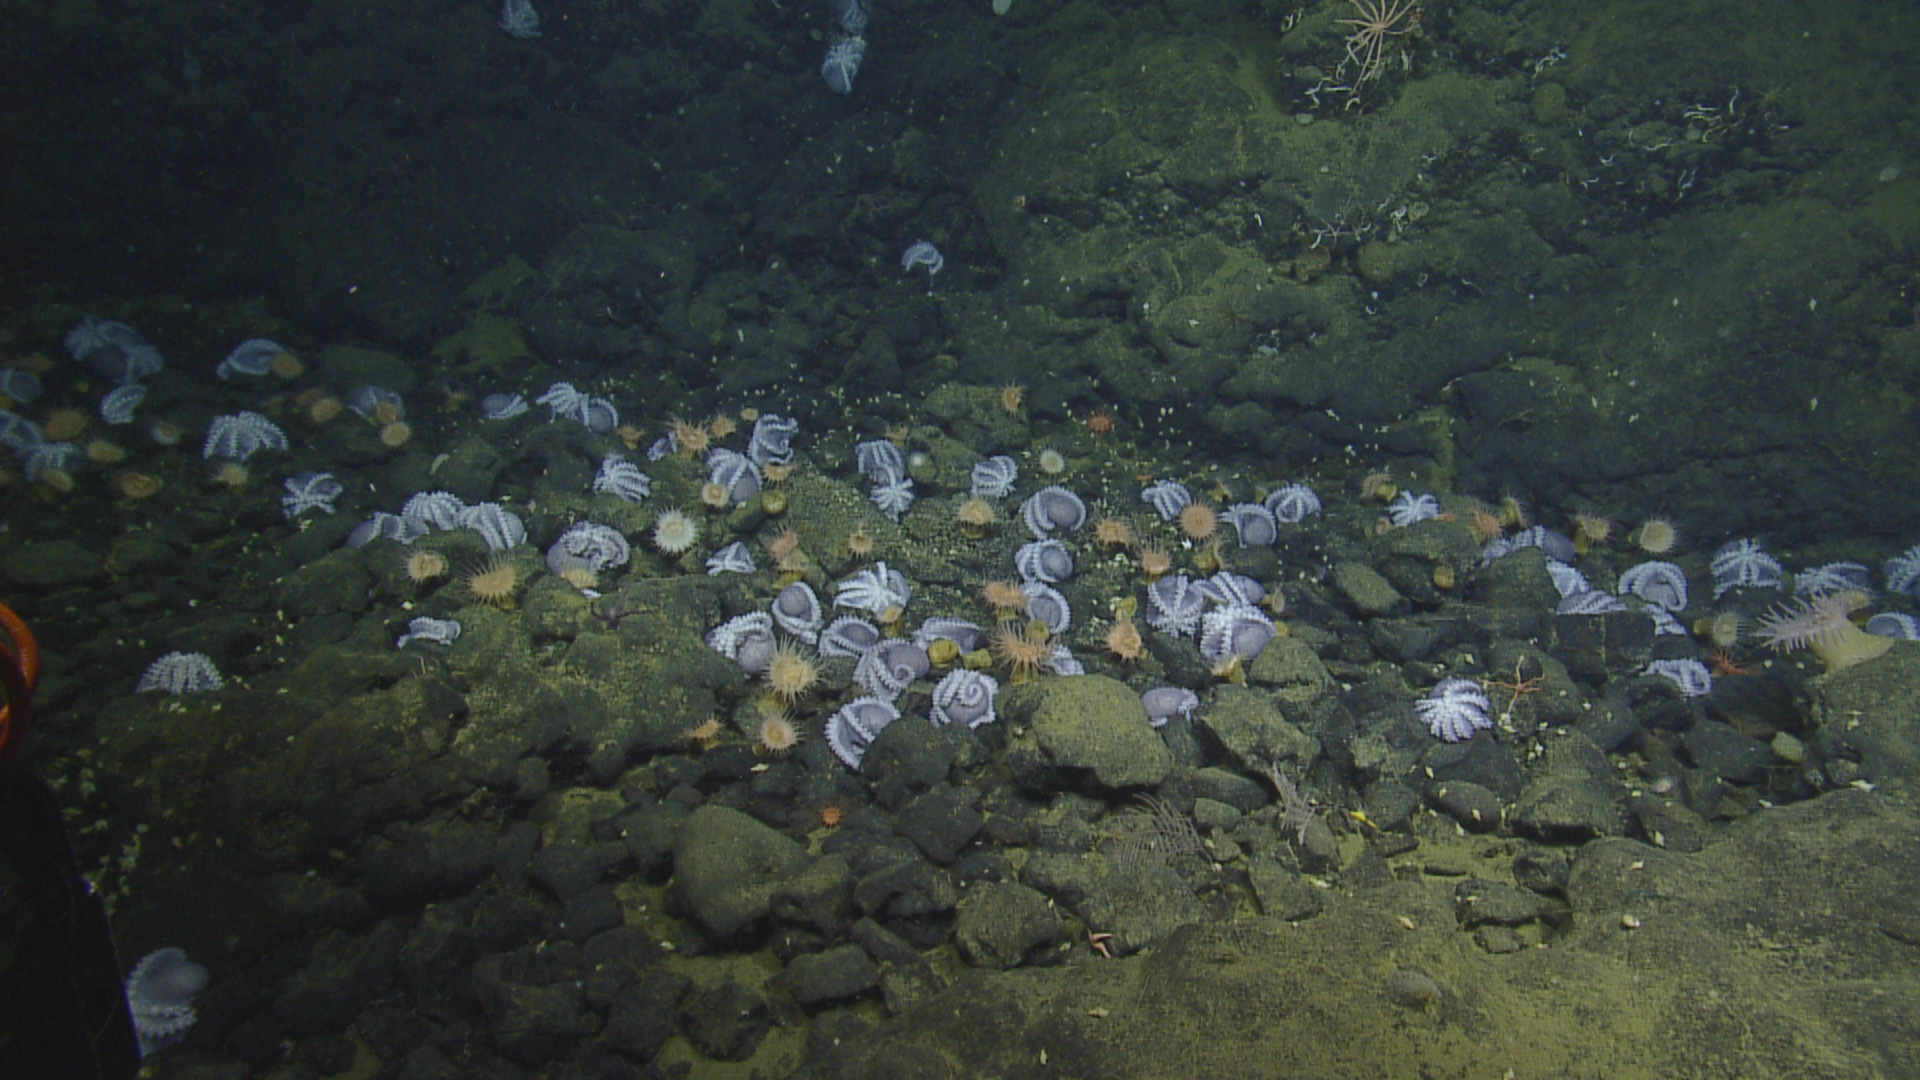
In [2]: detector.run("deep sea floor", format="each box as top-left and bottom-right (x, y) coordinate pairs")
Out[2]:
(3, 0), (1920, 1074)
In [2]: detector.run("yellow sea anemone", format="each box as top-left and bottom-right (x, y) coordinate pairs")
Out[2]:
(990, 621), (1052, 683)
(406, 550), (450, 583)
(463, 555), (522, 608)
(954, 496), (998, 537)
(1633, 517), (1681, 556)
(764, 641), (819, 703)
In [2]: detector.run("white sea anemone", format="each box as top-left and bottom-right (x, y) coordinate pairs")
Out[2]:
(1755, 591), (1891, 671)
(652, 508), (700, 555)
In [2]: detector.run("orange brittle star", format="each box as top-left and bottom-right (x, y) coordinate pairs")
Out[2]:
(1482, 656), (1544, 720)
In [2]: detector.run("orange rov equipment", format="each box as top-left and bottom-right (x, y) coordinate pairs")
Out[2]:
(0, 600), (38, 770)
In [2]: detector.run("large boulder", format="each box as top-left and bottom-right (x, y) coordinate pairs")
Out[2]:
(1000, 675), (1173, 792)
(672, 805), (814, 942)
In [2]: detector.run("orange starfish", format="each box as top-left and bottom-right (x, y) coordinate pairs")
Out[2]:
(1707, 649), (1748, 677)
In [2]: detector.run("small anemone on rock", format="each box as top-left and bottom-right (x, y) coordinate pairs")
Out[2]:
(652, 508), (700, 555)
(462, 554), (523, 609)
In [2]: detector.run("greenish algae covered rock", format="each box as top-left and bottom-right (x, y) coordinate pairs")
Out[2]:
(1000, 674), (1172, 792)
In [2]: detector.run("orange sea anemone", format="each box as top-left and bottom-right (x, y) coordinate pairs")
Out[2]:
(1178, 501), (1219, 542)
(982, 579), (1028, 619)
(1106, 617), (1144, 662)
(1572, 511), (1616, 553)
(686, 717), (723, 750)
(990, 621), (1052, 683)
(1359, 471), (1397, 503)
(1465, 503), (1505, 545)
(37, 467), (74, 494)
(209, 461), (250, 489)
(1138, 545), (1173, 580)
(768, 527), (803, 563)
(668, 416), (711, 456)
(1094, 517), (1135, 550)
(1496, 492), (1529, 529)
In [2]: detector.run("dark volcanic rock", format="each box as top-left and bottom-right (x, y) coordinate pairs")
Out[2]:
(617, 800), (690, 879)
(1419, 735), (1525, 800)
(2, 539), (106, 587)
(681, 980), (771, 1062)
(1195, 682), (1321, 772)
(1681, 722), (1773, 785)
(895, 784), (986, 864)
(1428, 779), (1504, 833)
(358, 818), (497, 906)
(1453, 878), (1553, 929)
(469, 952), (597, 1067)
(1812, 646), (1920, 802)
(785, 943), (882, 1005)
(1247, 856), (1324, 921)
(864, 715), (961, 809)
(531, 840), (630, 902)
(853, 856), (960, 942)
(1511, 736), (1632, 843)
(274, 548), (376, 617)
(273, 922), (405, 1036)
(1000, 676), (1174, 792)
(672, 805), (813, 942)
(770, 853), (856, 941)
(953, 881), (1067, 969)
(602, 968), (691, 1061)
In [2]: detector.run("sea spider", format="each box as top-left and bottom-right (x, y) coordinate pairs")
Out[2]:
(1336, 0), (1422, 83)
